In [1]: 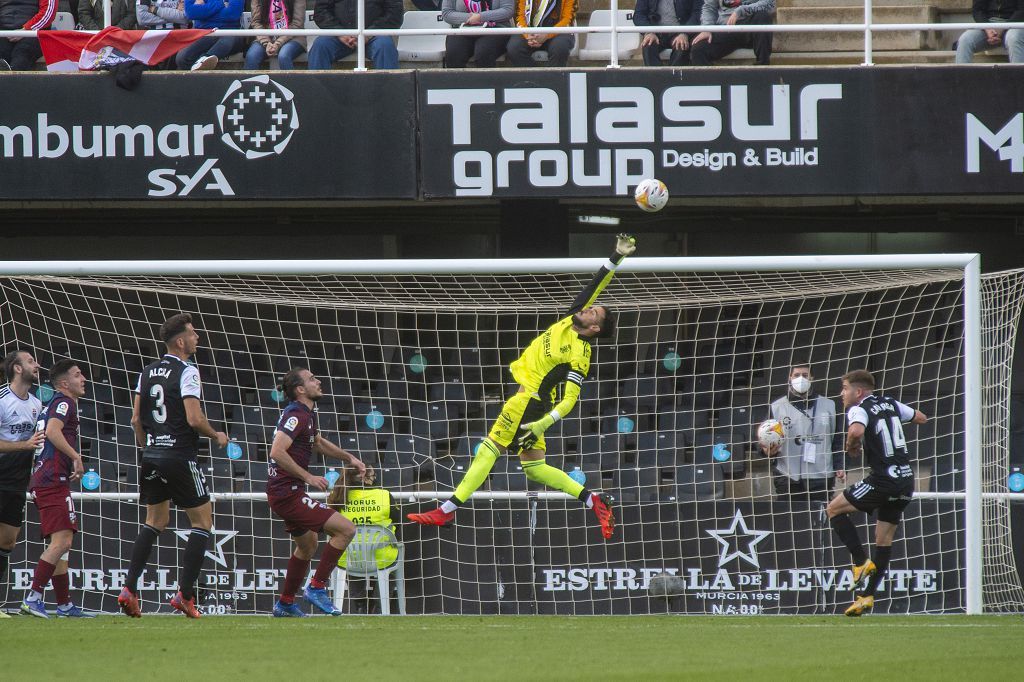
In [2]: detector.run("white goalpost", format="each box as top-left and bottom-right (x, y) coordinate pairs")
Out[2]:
(1, 254), (1021, 616)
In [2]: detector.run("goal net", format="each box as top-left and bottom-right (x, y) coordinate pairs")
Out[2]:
(0, 257), (1020, 616)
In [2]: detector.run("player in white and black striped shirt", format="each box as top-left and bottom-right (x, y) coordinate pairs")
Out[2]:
(118, 313), (228, 619)
(0, 350), (43, 618)
(826, 369), (927, 617)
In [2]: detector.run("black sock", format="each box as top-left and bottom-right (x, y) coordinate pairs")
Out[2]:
(578, 487), (592, 503)
(177, 528), (210, 601)
(864, 545), (892, 597)
(126, 525), (161, 595)
(0, 547), (9, 607)
(830, 515), (867, 565)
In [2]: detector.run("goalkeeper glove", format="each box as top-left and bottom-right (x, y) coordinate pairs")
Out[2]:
(615, 233), (637, 257)
(517, 413), (556, 451)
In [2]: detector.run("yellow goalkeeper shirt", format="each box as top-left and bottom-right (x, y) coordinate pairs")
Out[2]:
(510, 316), (591, 415)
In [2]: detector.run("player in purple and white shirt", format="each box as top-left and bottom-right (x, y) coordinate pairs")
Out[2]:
(266, 367), (367, 617)
(21, 359), (92, 618)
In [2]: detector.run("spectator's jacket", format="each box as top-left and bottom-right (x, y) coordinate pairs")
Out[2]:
(0, 0), (57, 30)
(312, 0), (402, 30)
(442, 0), (514, 29)
(184, 0), (242, 29)
(136, 0), (189, 29)
(251, 0), (306, 49)
(972, 0), (1024, 23)
(515, 0), (575, 31)
(700, 0), (774, 25)
(633, 0), (701, 30)
(79, 0), (137, 29)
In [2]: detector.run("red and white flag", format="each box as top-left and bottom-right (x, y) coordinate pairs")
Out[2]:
(39, 27), (213, 72)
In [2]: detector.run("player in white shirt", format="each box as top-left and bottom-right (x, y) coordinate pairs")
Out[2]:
(0, 350), (44, 618)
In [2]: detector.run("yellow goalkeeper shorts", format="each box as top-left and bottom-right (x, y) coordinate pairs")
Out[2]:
(488, 390), (550, 452)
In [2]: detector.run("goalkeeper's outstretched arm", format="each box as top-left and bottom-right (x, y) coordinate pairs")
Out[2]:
(564, 234), (636, 316)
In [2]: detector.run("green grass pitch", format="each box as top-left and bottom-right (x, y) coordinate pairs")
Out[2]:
(4, 615), (1021, 680)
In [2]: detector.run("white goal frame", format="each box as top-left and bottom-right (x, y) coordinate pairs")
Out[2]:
(0, 253), (993, 614)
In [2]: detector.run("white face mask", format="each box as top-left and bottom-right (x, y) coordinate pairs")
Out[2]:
(790, 376), (811, 394)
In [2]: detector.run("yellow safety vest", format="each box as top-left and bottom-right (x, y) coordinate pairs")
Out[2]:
(338, 488), (398, 570)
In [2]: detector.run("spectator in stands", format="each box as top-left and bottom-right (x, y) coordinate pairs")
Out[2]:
(308, 0), (402, 70)
(0, 0), (56, 71)
(245, 0), (307, 70)
(442, 0), (514, 68)
(760, 362), (844, 505)
(78, 0), (137, 29)
(136, 0), (189, 32)
(176, 0), (245, 71)
(327, 466), (401, 614)
(506, 0), (577, 67)
(690, 0), (774, 66)
(633, 0), (701, 66)
(955, 0), (1024, 64)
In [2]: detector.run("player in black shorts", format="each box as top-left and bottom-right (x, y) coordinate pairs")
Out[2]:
(826, 369), (927, 617)
(118, 313), (228, 619)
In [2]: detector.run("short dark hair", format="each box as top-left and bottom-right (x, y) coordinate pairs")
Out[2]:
(790, 362), (812, 372)
(843, 369), (875, 391)
(49, 359), (79, 386)
(2, 350), (28, 381)
(280, 367), (308, 401)
(160, 313), (193, 345)
(596, 307), (616, 340)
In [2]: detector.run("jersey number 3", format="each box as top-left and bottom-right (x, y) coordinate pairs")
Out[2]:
(150, 384), (167, 424)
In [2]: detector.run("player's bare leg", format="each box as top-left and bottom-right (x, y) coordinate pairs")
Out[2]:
(275, 531), (316, 617)
(303, 513), (355, 615)
(168, 502), (213, 619)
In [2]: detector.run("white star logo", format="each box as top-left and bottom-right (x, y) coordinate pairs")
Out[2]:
(705, 509), (771, 569)
(173, 528), (238, 569)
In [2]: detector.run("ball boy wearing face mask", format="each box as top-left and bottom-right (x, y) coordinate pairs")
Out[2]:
(761, 364), (845, 504)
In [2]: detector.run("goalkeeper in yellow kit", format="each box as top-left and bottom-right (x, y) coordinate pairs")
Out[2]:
(407, 234), (636, 540)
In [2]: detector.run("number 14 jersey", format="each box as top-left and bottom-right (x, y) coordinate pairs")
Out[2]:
(846, 394), (916, 484)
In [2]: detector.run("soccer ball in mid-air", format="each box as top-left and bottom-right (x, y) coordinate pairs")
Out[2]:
(634, 178), (669, 212)
(757, 419), (786, 449)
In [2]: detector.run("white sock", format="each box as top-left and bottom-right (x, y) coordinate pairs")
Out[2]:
(440, 500), (458, 514)
(27, 590), (43, 602)
(584, 494), (595, 509)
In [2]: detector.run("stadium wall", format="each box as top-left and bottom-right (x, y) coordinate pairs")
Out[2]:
(0, 68), (1022, 201)
(7, 499), (963, 615)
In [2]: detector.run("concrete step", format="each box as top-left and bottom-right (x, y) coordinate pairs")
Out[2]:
(778, 0), (962, 10)
(776, 5), (940, 51)
(769, 49), (1009, 64)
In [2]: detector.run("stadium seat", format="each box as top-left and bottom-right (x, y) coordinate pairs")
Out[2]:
(397, 11), (446, 62)
(52, 11), (74, 30)
(674, 462), (724, 501)
(578, 10), (640, 61)
(331, 524), (405, 615)
(717, 405), (759, 447)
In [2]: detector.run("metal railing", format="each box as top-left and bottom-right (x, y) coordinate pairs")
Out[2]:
(2, 0), (1024, 70)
